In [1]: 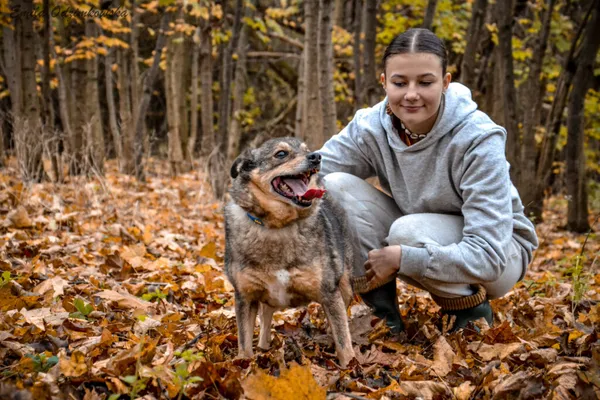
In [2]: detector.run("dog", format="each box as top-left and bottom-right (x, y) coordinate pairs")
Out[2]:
(224, 137), (356, 367)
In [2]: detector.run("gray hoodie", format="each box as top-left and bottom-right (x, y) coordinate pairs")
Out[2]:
(319, 82), (538, 284)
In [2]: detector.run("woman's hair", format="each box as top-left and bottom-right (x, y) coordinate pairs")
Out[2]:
(382, 28), (448, 74)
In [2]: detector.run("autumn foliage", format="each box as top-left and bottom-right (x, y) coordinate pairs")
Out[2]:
(0, 159), (597, 399)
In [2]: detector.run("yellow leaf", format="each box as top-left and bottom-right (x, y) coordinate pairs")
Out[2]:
(242, 363), (326, 400)
(199, 241), (217, 260)
(60, 350), (88, 377)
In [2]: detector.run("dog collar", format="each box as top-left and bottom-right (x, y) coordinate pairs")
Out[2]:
(246, 212), (264, 226)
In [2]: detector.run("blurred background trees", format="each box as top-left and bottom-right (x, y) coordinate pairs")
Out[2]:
(0, 0), (598, 231)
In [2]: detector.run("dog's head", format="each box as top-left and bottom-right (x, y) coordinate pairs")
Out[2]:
(229, 137), (326, 225)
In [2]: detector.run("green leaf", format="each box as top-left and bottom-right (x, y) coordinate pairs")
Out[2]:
(73, 298), (93, 316)
(175, 363), (189, 378)
(121, 375), (138, 385)
(46, 355), (58, 368)
(108, 395), (121, 400)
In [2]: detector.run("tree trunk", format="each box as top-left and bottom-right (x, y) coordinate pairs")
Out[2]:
(41, 0), (59, 181)
(130, 0), (140, 122)
(86, 20), (105, 175)
(199, 24), (214, 155)
(118, 47), (134, 174)
(303, 0), (324, 149)
(565, 0), (599, 232)
(334, 0), (344, 27)
(227, 23), (248, 163)
(218, 0), (244, 152)
(105, 47), (123, 164)
(353, 0), (363, 111)
(295, 48), (305, 137)
(188, 26), (200, 161)
(495, 0), (520, 184)
(344, 0), (355, 32)
(422, 0), (438, 30)
(460, 0), (487, 88)
(70, 57), (87, 176)
(166, 7), (185, 176)
(532, 0), (595, 221)
(133, 10), (171, 181)
(319, 0), (337, 140)
(519, 0), (556, 216)
(362, 0), (379, 107)
(51, 26), (72, 181)
(3, 10), (22, 151)
(15, 0), (43, 182)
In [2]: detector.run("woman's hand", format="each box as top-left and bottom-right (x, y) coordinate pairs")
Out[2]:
(364, 245), (402, 289)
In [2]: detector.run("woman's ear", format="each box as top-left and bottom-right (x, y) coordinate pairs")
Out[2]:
(380, 72), (386, 87)
(443, 72), (451, 91)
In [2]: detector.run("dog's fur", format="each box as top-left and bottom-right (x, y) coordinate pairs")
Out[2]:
(224, 137), (356, 367)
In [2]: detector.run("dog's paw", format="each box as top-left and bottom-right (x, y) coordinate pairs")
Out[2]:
(236, 349), (254, 360)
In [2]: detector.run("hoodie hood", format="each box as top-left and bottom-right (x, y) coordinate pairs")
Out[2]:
(380, 82), (479, 152)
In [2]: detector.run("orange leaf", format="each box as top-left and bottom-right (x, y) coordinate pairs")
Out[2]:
(242, 363), (326, 400)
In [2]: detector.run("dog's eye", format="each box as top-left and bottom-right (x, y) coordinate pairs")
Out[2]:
(274, 150), (288, 159)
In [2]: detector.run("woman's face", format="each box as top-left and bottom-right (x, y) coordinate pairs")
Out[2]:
(381, 52), (451, 134)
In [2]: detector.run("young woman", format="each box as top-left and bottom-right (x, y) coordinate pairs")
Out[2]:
(319, 28), (538, 332)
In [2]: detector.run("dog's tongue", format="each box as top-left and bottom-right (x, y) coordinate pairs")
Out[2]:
(282, 177), (308, 195)
(302, 188), (326, 200)
(282, 178), (326, 200)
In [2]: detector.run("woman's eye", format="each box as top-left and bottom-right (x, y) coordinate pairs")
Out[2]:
(393, 82), (406, 87)
(275, 150), (288, 159)
(421, 82), (433, 86)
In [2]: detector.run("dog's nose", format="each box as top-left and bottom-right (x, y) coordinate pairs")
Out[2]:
(307, 152), (321, 165)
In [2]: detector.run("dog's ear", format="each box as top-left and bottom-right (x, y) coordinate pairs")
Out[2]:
(230, 149), (255, 179)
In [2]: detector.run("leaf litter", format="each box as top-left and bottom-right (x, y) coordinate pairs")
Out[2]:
(0, 162), (599, 399)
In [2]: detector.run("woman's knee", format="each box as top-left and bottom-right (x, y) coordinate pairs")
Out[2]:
(322, 172), (365, 196)
(387, 213), (464, 247)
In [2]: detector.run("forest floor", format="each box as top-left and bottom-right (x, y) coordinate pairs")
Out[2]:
(0, 159), (599, 400)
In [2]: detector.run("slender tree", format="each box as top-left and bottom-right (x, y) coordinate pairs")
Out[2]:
(519, 0), (556, 215)
(422, 0), (439, 30)
(166, 5), (185, 176)
(353, 0), (363, 110)
(218, 0), (244, 152)
(565, 0), (599, 232)
(460, 0), (488, 89)
(227, 21), (249, 163)
(86, 20), (105, 175)
(133, 10), (171, 181)
(302, 0), (323, 149)
(9, 0), (43, 181)
(105, 46), (123, 164)
(188, 26), (201, 161)
(362, 0), (379, 106)
(495, 0), (520, 183)
(533, 0), (595, 221)
(319, 0), (337, 139)
(199, 22), (214, 155)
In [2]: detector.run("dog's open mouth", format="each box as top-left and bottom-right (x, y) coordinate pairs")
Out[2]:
(271, 169), (326, 207)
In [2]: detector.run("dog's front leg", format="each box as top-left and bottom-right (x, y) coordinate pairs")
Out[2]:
(258, 303), (276, 350)
(322, 290), (355, 368)
(235, 293), (259, 359)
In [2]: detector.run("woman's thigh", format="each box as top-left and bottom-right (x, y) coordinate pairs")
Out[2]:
(322, 172), (403, 276)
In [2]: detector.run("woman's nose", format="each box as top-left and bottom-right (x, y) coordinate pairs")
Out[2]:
(405, 87), (419, 101)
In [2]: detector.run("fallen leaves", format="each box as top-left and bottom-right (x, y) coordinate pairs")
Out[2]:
(243, 363), (326, 400)
(0, 163), (598, 399)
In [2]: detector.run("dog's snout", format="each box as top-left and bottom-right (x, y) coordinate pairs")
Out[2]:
(307, 152), (321, 165)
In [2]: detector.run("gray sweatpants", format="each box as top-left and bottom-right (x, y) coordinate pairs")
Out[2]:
(323, 172), (525, 299)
